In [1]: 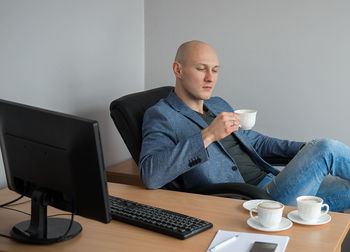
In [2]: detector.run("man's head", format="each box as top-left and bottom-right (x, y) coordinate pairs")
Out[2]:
(173, 40), (220, 111)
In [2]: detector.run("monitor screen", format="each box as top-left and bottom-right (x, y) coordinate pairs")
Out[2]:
(0, 99), (111, 244)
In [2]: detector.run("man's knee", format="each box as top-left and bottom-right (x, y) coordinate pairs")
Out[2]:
(309, 138), (340, 154)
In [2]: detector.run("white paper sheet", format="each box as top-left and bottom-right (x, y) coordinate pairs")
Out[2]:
(207, 230), (289, 252)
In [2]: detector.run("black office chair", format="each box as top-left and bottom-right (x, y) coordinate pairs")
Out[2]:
(110, 86), (272, 200)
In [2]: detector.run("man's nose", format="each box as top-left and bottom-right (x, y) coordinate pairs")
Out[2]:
(204, 71), (213, 82)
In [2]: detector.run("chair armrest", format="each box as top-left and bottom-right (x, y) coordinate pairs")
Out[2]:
(263, 157), (291, 166)
(187, 183), (273, 200)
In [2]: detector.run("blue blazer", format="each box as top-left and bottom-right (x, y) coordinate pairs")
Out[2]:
(139, 91), (304, 190)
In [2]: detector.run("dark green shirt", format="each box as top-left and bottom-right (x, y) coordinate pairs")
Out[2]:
(197, 109), (266, 185)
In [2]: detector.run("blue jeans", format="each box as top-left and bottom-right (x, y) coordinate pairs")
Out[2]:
(262, 139), (350, 212)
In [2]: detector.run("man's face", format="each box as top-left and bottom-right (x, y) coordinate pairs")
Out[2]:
(178, 45), (219, 101)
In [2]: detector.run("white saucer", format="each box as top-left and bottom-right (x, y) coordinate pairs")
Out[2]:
(287, 210), (331, 225)
(247, 217), (293, 232)
(242, 199), (269, 212)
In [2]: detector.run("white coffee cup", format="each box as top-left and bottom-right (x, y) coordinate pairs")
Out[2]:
(296, 196), (329, 222)
(234, 109), (257, 130)
(249, 200), (284, 228)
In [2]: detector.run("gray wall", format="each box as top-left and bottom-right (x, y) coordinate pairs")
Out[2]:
(0, 0), (144, 187)
(145, 0), (350, 144)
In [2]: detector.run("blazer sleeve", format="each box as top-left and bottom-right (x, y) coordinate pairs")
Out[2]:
(139, 106), (209, 189)
(239, 129), (305, 160)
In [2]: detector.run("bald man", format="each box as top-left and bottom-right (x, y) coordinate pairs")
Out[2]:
(139, 40), (350, 212)
(173, 41), (240, 148)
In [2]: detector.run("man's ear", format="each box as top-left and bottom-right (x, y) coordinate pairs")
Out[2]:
(173, 61), (183, 79)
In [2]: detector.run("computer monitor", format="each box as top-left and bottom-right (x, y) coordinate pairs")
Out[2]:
(0, 99), (111, 244)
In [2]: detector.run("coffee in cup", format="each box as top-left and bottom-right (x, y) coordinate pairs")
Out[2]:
(234, 109), (257, 130)
(249, 200), (284, 228)
(296, 196), (329, 222)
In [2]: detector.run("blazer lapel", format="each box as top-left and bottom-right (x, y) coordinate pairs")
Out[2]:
(165, 91), (209, 129)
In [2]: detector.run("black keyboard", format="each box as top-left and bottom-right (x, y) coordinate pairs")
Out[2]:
(109, 196), (213, 239)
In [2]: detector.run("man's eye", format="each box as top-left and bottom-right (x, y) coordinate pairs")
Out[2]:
(197, 68), (205, 71)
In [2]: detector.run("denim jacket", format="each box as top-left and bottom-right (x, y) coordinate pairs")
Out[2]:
(139, 91), (304, 190)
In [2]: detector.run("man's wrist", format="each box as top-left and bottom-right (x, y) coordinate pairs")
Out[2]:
(201, 128), (216, 148)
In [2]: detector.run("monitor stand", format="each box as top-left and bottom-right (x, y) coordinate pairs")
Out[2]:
(10, 189), (82, 244)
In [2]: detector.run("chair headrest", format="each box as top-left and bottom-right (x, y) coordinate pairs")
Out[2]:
(110, 86), (174, 163)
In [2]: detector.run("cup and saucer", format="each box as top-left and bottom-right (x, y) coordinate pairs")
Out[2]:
(287, 196), (332, 225)
(247, 200), (293, 232)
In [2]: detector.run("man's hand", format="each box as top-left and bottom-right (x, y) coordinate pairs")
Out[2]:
(201, 112), (240, 148)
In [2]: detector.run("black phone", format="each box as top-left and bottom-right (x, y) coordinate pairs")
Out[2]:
(249, 241), (278, 252)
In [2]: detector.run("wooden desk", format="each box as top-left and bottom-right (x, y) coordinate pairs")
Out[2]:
(1, 183), (349, 252)
(106, 159), (144, 187)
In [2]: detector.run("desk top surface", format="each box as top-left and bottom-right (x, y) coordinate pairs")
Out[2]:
(1, 183), (349, 252)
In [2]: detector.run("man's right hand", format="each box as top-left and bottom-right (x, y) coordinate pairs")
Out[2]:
(201, 112), (240, 148)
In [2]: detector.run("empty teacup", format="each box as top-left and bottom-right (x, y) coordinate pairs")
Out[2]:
(234, 109), (257, 130)
(296, 196), (329, 222)
(249, 200), (284, 228)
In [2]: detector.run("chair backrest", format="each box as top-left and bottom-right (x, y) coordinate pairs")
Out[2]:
(110, 86), (174, 164)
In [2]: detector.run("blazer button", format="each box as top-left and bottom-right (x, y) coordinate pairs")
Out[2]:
(232, 166), (238, 171)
